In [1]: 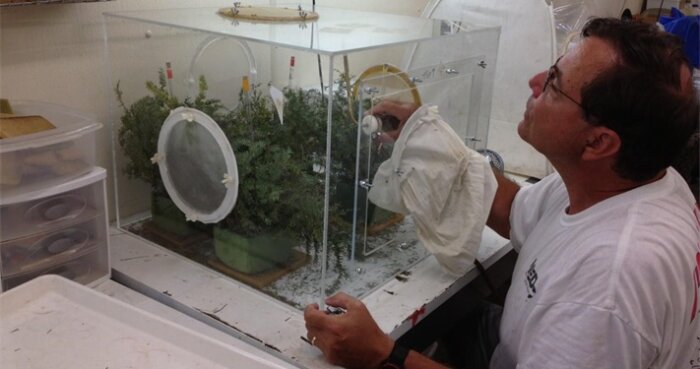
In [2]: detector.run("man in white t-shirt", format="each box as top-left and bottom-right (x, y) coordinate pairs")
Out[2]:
(303, 18), (700, 369)
(487, 165), (699, 369)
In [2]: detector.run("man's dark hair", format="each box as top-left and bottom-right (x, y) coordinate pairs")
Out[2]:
(579, 18), (699, 183)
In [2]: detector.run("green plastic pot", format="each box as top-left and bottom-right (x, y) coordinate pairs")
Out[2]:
(151, 194), (196, 237)
(214, 227), (295, 274)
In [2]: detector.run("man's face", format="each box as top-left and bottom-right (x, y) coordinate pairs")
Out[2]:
(518, 37), (618, 164)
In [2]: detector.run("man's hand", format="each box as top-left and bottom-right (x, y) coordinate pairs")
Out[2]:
(304, 292), (394, 369)
(368, 100), (419, 142)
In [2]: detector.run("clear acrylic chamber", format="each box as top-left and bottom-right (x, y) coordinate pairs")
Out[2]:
(104, 4), (499, 309)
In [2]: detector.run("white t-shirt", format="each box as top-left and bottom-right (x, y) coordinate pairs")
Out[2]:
(490, 168), (700, 369)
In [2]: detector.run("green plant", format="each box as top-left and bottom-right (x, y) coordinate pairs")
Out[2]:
(116, 69), (387, 277)
(115, 69), (224, 197)
(218, 81), (374, 271)
(219, 86), (326, 253)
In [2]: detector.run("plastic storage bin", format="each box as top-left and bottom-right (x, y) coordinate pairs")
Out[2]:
(0, 275), (293, 369)
(0, 100), (102, 200)
(0, 167), (110, 291)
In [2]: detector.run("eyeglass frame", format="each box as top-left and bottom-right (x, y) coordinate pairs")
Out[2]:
(542, 56), (595, 120)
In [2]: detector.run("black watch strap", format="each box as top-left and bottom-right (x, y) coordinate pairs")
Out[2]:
(380, 343), (410, 369)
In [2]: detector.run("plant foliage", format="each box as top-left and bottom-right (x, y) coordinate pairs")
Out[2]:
(115, 69), (223, 197)
(115, 71), (366, 259)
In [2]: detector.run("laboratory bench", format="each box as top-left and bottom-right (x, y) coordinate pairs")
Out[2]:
(105, 224), (513, 368)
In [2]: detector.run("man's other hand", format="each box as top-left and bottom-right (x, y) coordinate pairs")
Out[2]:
(304, 292), (394, 369)
(368, 100), (419, 141)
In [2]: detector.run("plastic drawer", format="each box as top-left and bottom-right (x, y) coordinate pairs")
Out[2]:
(0, 100), (102, 199)
(0, 216), (107, 277)
(1, 246), (109, 292)
(0, 170), (106, 242)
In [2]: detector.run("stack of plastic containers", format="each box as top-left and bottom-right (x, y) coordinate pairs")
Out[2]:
(0, 101), (110, 291)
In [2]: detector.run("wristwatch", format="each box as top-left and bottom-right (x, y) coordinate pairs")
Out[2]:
(380, 343), (410, 369)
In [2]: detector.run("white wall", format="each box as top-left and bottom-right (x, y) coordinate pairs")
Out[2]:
(0, 0), (428, 220)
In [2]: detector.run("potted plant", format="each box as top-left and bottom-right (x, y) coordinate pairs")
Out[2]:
(116, 70), (395, 278)
(212, 86), (329, 274)
(213, 81), (379, 275)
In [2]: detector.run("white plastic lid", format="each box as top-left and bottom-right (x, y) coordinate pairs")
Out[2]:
(0, 100), (102, 154)
(155, 107), (238, 224)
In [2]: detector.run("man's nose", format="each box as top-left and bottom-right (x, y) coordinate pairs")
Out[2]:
(529, 71), (547, 98)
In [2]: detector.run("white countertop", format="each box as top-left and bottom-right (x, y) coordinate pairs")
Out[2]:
(95, 279), (298, 368)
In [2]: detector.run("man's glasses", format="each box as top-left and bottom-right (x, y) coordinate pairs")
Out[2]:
(542, 58), (598, 123)
(542, 57), (587, 112)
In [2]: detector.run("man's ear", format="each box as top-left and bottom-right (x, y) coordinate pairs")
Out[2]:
(581, 126), (620, 161)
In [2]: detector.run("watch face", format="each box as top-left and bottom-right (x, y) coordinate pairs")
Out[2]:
(157, 107), (238, 223)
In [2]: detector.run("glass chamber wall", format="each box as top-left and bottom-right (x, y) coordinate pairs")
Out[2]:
(104, 5), (499, 309)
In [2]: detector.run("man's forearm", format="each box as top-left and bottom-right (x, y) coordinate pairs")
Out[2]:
(487, 169), (520, 239)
